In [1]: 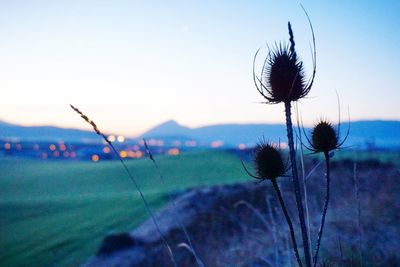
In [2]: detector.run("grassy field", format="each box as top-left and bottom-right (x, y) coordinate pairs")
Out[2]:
(1, 149), (399, 267)
(330, 149), (400, 165)
(0, 150), (248, 267)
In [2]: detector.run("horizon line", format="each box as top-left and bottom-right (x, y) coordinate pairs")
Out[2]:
(1, 118), (399, 139)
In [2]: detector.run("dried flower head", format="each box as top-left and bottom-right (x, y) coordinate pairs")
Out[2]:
(264, 41), (306, 103)
(253, 143), (286, 181)
(303, 119), (349, 155)
(240, 142), (303, 266)
(311, 121), (338, 153)
(253, 21), (316, 104)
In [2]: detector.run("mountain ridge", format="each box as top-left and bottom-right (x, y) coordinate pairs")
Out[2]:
(140, 119), (400, 148)
(1, 119), (399, 148)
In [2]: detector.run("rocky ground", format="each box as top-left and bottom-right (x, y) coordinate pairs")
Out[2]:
(83, 160), (400, 267)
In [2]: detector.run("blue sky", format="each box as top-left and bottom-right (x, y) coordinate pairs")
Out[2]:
(0, 0), (399, 136)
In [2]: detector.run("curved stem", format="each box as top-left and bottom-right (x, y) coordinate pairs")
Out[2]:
(70, 105), (178, 267)
(149, 158), (205, 267)
(295, 102), (312, 252)
(271, 179), (303, 267)
(109, 145), (178, 267)
(313, 152), (331, 267)
(284, 101), (312, 267)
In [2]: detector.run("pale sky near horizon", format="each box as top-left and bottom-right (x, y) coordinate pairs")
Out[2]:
(0, 0), (399, 136)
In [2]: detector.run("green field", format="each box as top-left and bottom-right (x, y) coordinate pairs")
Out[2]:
(330, 149), (400, 165)
(1, 149), (399, 267)
(0, 151), (248, 267)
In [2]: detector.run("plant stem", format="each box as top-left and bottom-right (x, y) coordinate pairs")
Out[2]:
(144, 141), (205, 267)
(284, 101), (311, 267)
(108, 144), (178, 267)
(271, 179), (303, 267)
(313, 152), (331, 267)
(295, 102), (312, 252)
(266, 196), (279, 267)
(69, 105), (178, 267)
(353, 162), (363, 266)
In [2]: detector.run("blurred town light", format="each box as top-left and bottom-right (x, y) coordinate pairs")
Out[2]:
(107, 135), (116, 142)
(167, 148), (180, 156)
(211, 140), (223, 148)
(91, 154), (99, 162)
(238, 143), (246, 150)
(59, 143), (66, 151)
(135, 151), (143, 158)
(119, 150), (127, 158)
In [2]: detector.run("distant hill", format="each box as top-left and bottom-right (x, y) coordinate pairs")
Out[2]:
(0, 120), (101, 143)
(142, 120), (192, 138)
(142, 120), (287, 144)
(142, 120), (400, 149)
(343, 120), (400, 148)
(1, 119), (399, 149)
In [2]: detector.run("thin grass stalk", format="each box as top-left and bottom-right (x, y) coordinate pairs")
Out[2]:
(285, 233), (293, 267)
(352, 162), (363, 266)
(338, 235), (344, 265)
(271, 178), (303, 267)
(70, 105), (178, 267)
(235, 200), (270, 231)
(284, 101), (311, 267)
(305, 159), (324, 182)
(111, 149), (178, 267)
(266, 196), (279, 267)
(143, 139), (205, 267)
(295, 102), (312, 254)
(259, 257), (274, 266)
(177, 243), (205, 267)
(312, 151), (331, 266)
(351, 250), (354, 267)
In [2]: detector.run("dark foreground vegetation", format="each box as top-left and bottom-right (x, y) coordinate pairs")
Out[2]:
(84, 158), (400, 267)
(1, 150), (399, 266)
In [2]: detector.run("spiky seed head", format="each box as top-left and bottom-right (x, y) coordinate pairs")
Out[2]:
(256, 22), (311, 103)
(254, 143), (285, 180)
(311, 121), (338, 153)
(266, 44), (306, 103)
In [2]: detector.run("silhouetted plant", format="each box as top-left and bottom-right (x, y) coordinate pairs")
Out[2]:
(70, 105), (178, 267)
(143, 138), (205, 267)
(303, 119), (348, 267)
(352, 162), (363, 266)
(253, 10), (316, 266)
(243, 142), (303, 267)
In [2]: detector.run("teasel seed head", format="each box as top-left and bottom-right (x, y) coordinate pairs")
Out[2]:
(311, 120), (339, 153)
(254, 143), (286, 181)
(267, 42), (306, 103)
(253, 21), (316, 104)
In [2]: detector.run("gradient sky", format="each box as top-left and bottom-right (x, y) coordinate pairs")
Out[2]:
(0, 0), (399, 136)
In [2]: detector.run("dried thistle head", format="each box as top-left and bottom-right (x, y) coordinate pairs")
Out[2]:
(311, 120), (339, 153)
(254, 20), (316, 104)
(253, 142), (286, 181)
(305, 117), (349, 156)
